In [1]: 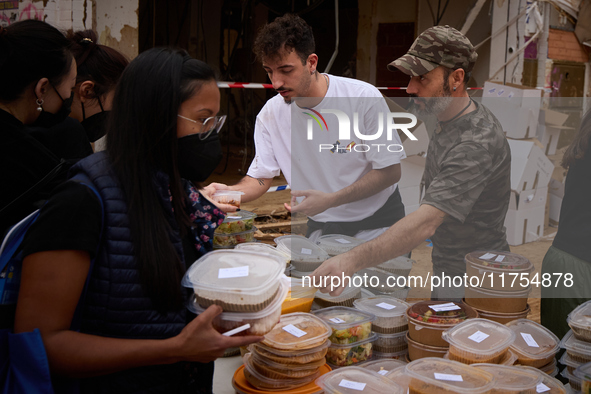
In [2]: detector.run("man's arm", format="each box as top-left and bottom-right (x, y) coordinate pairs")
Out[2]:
(202, 176), (273, 204)
(289, 163), (401, 216)
(311, 203), (446, 295)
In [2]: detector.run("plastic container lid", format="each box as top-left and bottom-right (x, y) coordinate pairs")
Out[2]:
(567, 300), (591, 339)
(442, 318), (516, 358)
(314, 285), (361, 304)
(312, 306), (375, 342)
(360, 359), (406, 376)
(405, 357), (495, 393)
(472, 364), (542, 392)
(250, 339), (331, 362)
(383, 366), (411, 387)
(315, 234), (364, 256)
(219, 210), (257, 223)
(573, 361), (591, 384)
(465, 251), (533, 272)
(315, 366), (403, 394)
(506, 319), (560, 360)
(560, 330), (591, 356)
(275, 235), (329, 263)
(353, 296), (408, 318)
(235, 242), (290, 264)
(262, 312), (332, 350)
(516, 366), (567, 394)
(560, 351), (582, 370)
(407, 300), (477, 325)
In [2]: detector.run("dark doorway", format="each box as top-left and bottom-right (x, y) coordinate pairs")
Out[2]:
(376, 22), (415, 98)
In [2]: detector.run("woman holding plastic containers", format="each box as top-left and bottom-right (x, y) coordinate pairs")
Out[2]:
(15, 48), (261, 393)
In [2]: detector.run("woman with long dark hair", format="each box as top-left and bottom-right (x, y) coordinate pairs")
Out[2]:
(14, 47), (260, 393)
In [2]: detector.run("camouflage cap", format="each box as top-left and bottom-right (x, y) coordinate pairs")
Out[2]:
(388, 25), (478, 76)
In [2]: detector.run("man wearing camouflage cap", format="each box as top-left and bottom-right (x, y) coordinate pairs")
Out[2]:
(312, 25), (511, 301)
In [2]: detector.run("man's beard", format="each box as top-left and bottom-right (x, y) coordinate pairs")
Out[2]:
(408, 80), (453, 117)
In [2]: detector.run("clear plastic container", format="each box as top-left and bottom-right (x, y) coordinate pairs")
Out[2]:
(465, 251), (534, 292)
(442, 318), (516, 365)
(444, 349), (518, 365)
(539, 358), (557, 374)
(516, 366), (567, 394)
(212, 190), (244, 208)
(213, 227), (257, 248)
(561, 369), (581, 392)
(215, 210), (257, 234)
(567, 301), (591, 342)
(249, 339), (330, 365)
(249, 351), (325, 379)
(407, 332), (448, 360)
(315, 366), (403, 394)
(274, 235), (329, 271)
(374, 330), (408, 353)
(361, 284), (412, 301)
(406, 301), (479, 347)
(187, 276), (288, 335)
(378, 256), (415, 277)
(506, 319), (560, 368)
(262, 312), (332, 351)
(235, 242), (290, 265)
(471, 302), (531, 324)
(574, 362), (591, 394)
(561, 330), (591, 364)
(464, 285), (531, 313)
(472, 364), (541, 394)
(242, 353), (320, 391)
(360, 358), (406, 375)
(314, 286), (361, 308)
(182, 250), (284, 312)
(373, 349), (408, 360)
(384, 366), (411, 388)
(312, 306), (375, 345)
(353, 296), (409, 334)
(326, 333), (377, 367)
(405, 357), (495, 394)
(315, 234), (364, 256)
(560, 352), (583, 375)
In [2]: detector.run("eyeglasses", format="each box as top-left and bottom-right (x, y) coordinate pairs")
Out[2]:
(177, 114), (227, 140)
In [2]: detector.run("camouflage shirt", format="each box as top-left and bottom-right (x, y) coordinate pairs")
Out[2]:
(421, 100), (511, 273)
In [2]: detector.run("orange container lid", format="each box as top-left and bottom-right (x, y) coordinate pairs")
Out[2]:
(232, 363), (332, 394)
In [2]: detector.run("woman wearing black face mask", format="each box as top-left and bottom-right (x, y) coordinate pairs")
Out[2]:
(15, 48), (261, 393)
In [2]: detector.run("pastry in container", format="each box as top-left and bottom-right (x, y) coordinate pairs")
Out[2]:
(464, 285), (531, 313)
(186, 276), (289, 336)
(213, 227), (257, 248)
(574, 362), (591, 394)
(567, 300), (591, 342)
(407, 332), (448, 360)
(262, 312), (332, 351)
(315, 234), (364, 256)
(384, 366), (411, 389)
(312, 306), (375, 344)
(314, 286), (361, 308)
(442, 318), (515, 365)
(249, 339), (330, 365)
(274, 235), (329, 272)
(242, 353), (320, 391)
(465, 251), (534, 292)
(405, 357), (495, 394)
(561, 330), (591, 364)
(472, 364), (542, 394)
(353, 296), (409, 334)
(471, 303), (531, 324)
(249, 351), (325, 379)
(215, 210), (257, 234)
(326, 333), (377, 367)
(560, 368), (581, 392)
(506, 319), (560, 368)
(373, 349), (408, 360)
(182, 250), (284, 312)
(377, 256), (415, 277)
(235, 242), (290, 266)
(374, 330), (407, 353)
(315, 366), (403, 394)
(406, 300), (479, 347)
(360, 358), (406, 376)
(516, 366), (567, 394)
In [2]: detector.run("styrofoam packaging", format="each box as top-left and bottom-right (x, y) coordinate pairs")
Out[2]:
(353, 296), (409, 334)
(274, 235), (329, 271)
(315, 366), (403, 394)
(242, 353), (320, 391)
(506, 319), (560, 368)
(472, 364), (542, 394)
(516, 365), (567, 394)
(235, 242), (290, 265)
(262, 312), (332, 351)
(315, 234), (364, 256)
(211, 190), (244, 208)
(249, 339), (330, 365)
(312, 306), (375, 345)
(561, 330), (591, 364)
(442, 318), (516, 364)
(182, 250), (284, 312)
(186, 276), (289, 336)
(405, 357), (495, 394)
(326, 333), (377, 367)
(377, 256), (415, 277)
(314, 285), (361, 308)
(567, 300), (591, 342)
(215, 210), (257, 234)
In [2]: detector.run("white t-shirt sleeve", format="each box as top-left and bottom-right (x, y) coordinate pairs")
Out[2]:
(246, 116), (281, 179)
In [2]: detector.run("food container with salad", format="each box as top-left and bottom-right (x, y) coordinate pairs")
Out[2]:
(465, 251), (533, 292)
(215, 210), (256, 234)
(326, 333), (377, 367)
(506, 319), (560, 368)
(312, 306), (375, 344)
(213, 227), (256, 248)
(275, 235), (329, 272)
(315, 366), (403, 394)
(353, 296), (409, 334)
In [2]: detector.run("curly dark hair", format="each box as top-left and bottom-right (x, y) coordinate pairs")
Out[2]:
(253, 14), (315, 64)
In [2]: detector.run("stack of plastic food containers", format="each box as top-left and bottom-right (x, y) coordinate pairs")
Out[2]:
(315, 234), (364, 256)
(518, 366), (567, 394)
(442, 318), (516, 365)
(559, 301), (591, 390)
(472, 364), (542, 394)
(244, 313), (332, 390)
(405, 300), (478, 362)
(315, 366), (403, 394)
(355, 267), (411, 300)
(280, 277), (317, 315)
(353, 296), (410, 360)
(213, 210), (257, 249)
(574, 362), (591, 394)
(464, 251), (533, 323)
(182, 250), (288, 335)
(405, 358), (495, 394)
(312, 306), (377, 368)
(234, 242), (291, 274)
(377, 256), (416, 279)
(275, 235), (329, 278)
(505, 319), (560, 374)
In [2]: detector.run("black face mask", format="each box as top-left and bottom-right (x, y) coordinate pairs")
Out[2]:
(33, 84), (74, 128)
(177, 132), (223, 182)
(81, 111), (109, 143)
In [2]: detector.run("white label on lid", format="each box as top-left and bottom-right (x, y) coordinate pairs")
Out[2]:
(338, 380), (366, 391)
(479, 253), (497, 260)
(468, 330), (489, 343)
(429, 302), (460, 312)
(536, 383), (551, 393)
(301, 248), (312, 255)
(329, 317), (347, 324)
(335, 238), (352, 244)
(227, 215), (241, 219)
(282, 324), (307, 338)
(218, 266), (249, 279)
(434, 373), (463, 382)
(376, 302), (396, 310)
(521, 332), (540, 347)
(495, 255), (506, 262)
(377, 370), (389, 376)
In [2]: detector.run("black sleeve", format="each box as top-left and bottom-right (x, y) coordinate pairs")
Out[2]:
(22, 180), (102, 259)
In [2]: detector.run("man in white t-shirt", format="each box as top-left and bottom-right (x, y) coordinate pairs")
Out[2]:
(205, 14), (406, 240)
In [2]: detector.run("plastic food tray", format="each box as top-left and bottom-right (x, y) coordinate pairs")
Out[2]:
(560, 330), (591, 364)
(442, 318), (515, 365)
(506, 319), (559, 368)
(405, 357), (495, 394)
(312, 306), (375, 344)
(326, 333), (377, 367)
(242, 353), (320, 391)
(213, 227), (257, 249)
(472, 363), (541, 394)
(567, 300), (591, 342)
(315, 234), (364, 256)
(373, 330), (408, 353)
(215, 210), (257, 234)
(464, 251), (533, 291)
(249, 339), (330, 365)
(353, 296), (409, 334)
(464, 285), (531, 313)
(182, 250), (285, 312)
(262, 312), (332, 351)
(314, 286), (361, 308)
(212, 190), (244, 208)
(377, 256), (415, 277)
(274, 235), (329, 271)
(315, 366), (403, 394)
(407, 333), (448, 361)
(235, 242), (290, 265)
(516, 366), (567, 394)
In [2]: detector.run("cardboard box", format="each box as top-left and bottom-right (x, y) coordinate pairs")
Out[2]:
(537, 109), (573, 156)
(507, 139), (554, 192)
(482, 81), (543, 139)
(504, 205), (545, 246)
(508, 187), (548, 211)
